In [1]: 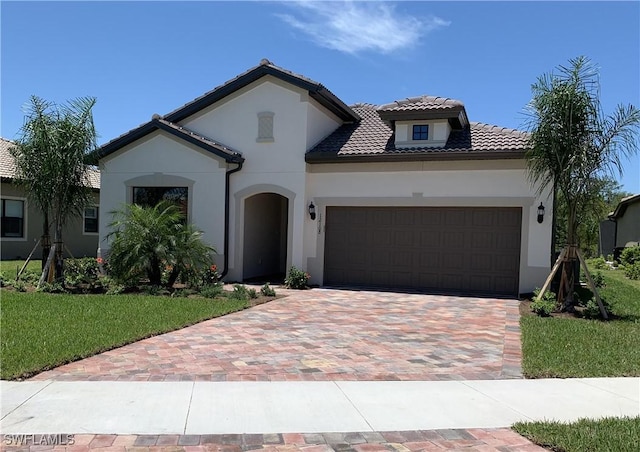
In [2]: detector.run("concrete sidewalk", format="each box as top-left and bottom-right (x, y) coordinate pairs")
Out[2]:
(1, 378), (638, 434)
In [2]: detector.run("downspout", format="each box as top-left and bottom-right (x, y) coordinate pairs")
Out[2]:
(220, 160), (243, 279)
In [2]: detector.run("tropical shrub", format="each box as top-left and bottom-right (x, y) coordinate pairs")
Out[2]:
(228, 284), (250, 301)
(591, 271), (606, 288)
(624, 262), (640, 280)
(260, 283), (276, 297)
(588, 256), (608, 270)
(199, 284), (223, 299)
(531, 288), (557, 317)
(285, 266), (310, 289)
(620, 246), (640, 267)
(64, 257), (101, 290)
(583, 297), (611, 320)
(106, 202), (213, 288)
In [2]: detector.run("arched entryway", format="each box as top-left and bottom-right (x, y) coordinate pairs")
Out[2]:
(243, 193), (289, 282)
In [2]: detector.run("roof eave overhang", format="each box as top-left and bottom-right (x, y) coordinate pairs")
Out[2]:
(96, 120), (244, 164)
(305, 149), (527, 164)
(608, 194), (640, 220)
(378, 107), (469, 129)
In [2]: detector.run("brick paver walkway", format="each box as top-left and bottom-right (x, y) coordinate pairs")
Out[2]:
(0, 429), (545, 451)
(31, 289), (522, 382)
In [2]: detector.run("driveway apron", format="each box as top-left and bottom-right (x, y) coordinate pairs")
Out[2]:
(31, 289), (522, 382)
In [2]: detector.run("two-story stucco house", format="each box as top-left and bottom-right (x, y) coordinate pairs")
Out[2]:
(96, 60), (551, 296)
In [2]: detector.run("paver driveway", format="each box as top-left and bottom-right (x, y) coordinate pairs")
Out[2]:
(32, 289), (522, 382)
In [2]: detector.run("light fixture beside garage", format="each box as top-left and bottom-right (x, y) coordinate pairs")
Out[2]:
(537, 202), (545, 223)
(308, 202), (316, 220)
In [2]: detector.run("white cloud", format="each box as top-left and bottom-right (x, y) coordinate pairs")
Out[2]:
(277, 1), (450, 55)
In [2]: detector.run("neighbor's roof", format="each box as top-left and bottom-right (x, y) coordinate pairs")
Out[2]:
(306, 103), (529, 163)
(609, 193), (640, 220)
(0, 137), (18, 180)
(0, 137), (100, 189)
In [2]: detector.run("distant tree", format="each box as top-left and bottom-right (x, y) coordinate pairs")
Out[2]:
(525, 56), (640, 309)
(11, 96), (98, 282)
(555, 178), (631, 258)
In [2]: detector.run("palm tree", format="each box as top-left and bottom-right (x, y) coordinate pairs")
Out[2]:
(11, 96), (98, 283)
(525, 56), (640, 310)
(106, 202), (213, 288)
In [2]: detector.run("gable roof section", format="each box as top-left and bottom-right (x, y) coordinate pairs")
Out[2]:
(164, 59), (359, 124)
(1, 137), (100, 189)
(96, 117), (244, 164)
(609, 193), (640, 220)
(306, 104), (529, 163)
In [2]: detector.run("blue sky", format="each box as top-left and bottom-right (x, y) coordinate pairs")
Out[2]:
(2, 1), (639, 193)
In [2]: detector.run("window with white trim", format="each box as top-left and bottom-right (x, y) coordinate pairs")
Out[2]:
(83, 206), (99, 234)
(412, 124), (429, 141)
(133, 186), (188, 218)
(257, 111), (275, 142)
(1, 198), (25, 238)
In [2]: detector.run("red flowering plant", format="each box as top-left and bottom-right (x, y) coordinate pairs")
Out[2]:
(199, 263), (221, 288)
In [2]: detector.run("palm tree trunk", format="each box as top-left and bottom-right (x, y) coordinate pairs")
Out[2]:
(54, 219), (64, 283)
(41, 211), (50, 270)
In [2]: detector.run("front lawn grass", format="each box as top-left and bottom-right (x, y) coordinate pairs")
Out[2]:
(513, 416), (640, 452)
(0, 291), (249, 380)
(521, 268), (640, 378)
(1, 259), (42, 278)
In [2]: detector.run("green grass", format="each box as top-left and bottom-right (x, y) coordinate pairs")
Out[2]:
(0, 291), (249, 380)
(1, 259), (42, 278)
(513, 417), (640, 452)
(521, 268), (640, 378)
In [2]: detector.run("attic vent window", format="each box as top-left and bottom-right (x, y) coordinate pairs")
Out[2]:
(257, 111), (275, 143)
(412, 124), (429, 141)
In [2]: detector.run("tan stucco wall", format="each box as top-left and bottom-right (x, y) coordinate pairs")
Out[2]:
(1, 182), (99, 260)
(616, 201), (640, 247)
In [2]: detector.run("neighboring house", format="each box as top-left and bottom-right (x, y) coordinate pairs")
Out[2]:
(605, 193), (640, 258)
(0, 137), (100, 260)
(97, 60), (552, 296)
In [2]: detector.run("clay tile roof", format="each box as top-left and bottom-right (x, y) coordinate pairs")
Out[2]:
(0, 136), (100, 189)
(378, 95), (465, 112)
(306, 104), (529, 163)
(0, 137), (18, 179)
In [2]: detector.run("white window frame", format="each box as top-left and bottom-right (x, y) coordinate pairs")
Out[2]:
(83, 205), (99, 235)
(1, 196), (27, 241)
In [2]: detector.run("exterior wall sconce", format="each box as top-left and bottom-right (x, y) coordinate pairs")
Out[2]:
(537, 202), (545, 224)
(308, 202), (316, 220)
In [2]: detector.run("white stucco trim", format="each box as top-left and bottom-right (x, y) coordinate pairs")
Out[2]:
(230, 184), (297, 282)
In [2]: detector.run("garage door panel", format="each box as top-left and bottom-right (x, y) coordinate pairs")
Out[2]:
(442, 231), (465, 248)
(444, 209), (466, 225)
(471, 231), (495, 249)
(472, 209), (495, 227)
(324, 206), (521, 295)
(419, 252), (440, 269)
(393, 230), (415, 247)
(470, 253), (493, 271)
(468, 275), (493, 292)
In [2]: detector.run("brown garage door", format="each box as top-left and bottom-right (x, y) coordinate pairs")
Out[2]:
(324, 206), (522, 296)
